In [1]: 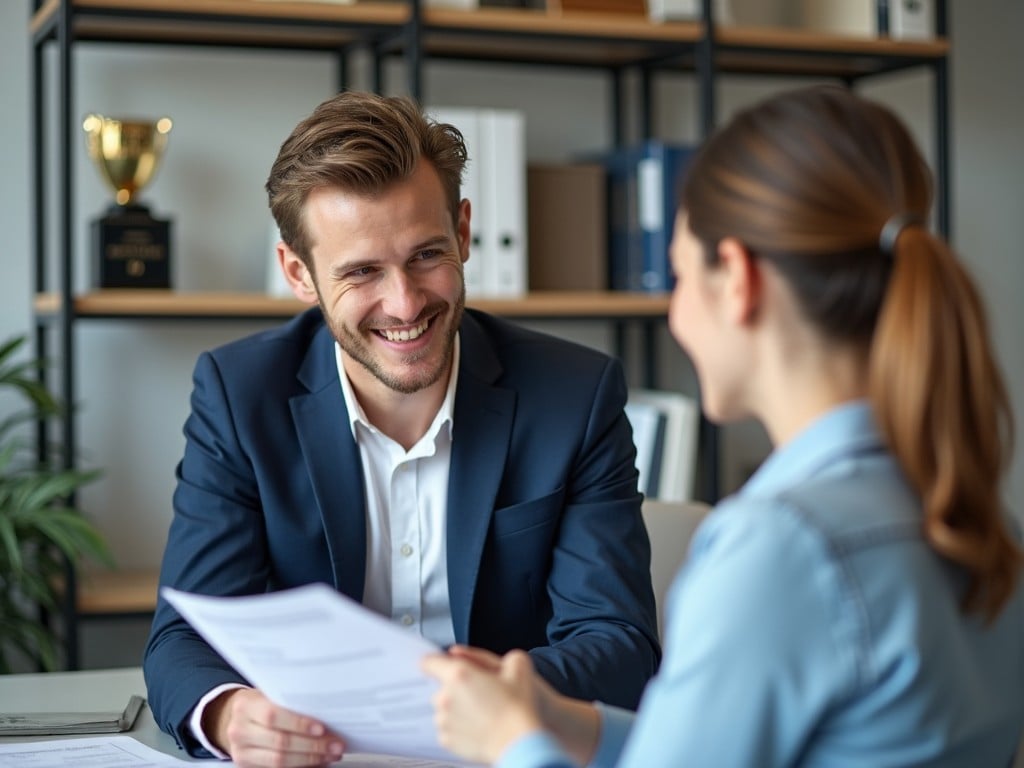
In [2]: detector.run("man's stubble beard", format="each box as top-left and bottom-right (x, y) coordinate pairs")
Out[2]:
(318, 280), (465, 395)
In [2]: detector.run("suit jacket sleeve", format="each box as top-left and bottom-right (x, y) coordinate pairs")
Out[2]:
(523, 356), (660, 708)
(143, 350), (270, 757)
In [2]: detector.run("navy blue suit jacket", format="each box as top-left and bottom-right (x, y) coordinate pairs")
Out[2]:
(144, 308), (659, 756)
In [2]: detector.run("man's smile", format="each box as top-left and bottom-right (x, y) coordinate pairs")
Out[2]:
(377, 317), (431, 342)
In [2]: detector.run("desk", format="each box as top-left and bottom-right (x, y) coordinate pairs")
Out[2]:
(0, 668), (464, 766)
(0, 667), (203, 762)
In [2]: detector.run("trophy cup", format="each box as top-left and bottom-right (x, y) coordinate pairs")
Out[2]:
(83, 114), (173, 288)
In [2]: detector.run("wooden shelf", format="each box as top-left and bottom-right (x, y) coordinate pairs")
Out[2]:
(418, 13), (947, 74)
(417, 8), (699, 67)
(32, 0), (948, 76)
(713, 25), (948, 77)
(76, 568), (160, 616)
(31, 0), (409, 50)
(34, 290), (670, 321)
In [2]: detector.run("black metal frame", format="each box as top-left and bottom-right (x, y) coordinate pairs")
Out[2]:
(30, 0), (950, 669)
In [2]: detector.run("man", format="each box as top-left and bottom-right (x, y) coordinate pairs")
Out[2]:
(143, 91), (659, 766)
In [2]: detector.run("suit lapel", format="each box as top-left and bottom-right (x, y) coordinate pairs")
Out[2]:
(447, 314), (514, 643)
(290, 325), (367, 602)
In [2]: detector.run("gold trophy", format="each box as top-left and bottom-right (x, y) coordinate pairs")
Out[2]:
(83, 114), (173, 288)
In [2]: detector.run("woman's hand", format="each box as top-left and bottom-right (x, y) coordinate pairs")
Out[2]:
(423, 649), (544, 764)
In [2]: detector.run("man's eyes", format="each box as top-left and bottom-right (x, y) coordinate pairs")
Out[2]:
(347, 266), (377, 279)
(341, 250), (444, 281)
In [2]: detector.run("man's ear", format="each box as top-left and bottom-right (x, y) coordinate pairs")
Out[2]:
(457, 198), (472, 264)
(716, 237), (762, 325)
(278, 243), (318, 305)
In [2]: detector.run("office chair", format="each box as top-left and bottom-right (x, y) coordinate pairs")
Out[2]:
(640, 498), (711, 641)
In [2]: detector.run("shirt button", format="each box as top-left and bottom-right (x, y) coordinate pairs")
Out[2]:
(401, 614), (414, 626)
(400, 543), (413, 557)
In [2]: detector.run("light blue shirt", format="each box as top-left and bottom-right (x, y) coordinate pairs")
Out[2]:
(499, 402), (1024, 768)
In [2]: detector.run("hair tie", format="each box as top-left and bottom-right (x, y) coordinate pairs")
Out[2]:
(879, 213), (923, 256)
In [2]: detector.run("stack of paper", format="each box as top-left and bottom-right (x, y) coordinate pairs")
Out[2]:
(625, 389), (699, 502)
(0, 735), (193, 766)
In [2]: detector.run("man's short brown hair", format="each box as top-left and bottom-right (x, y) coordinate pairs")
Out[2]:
(266, 91), (467, 268)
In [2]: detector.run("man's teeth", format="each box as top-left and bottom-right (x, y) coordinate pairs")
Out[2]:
(382, 320), (429, 342)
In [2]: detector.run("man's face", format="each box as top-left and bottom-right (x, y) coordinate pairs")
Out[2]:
(296, 160), (469, 398)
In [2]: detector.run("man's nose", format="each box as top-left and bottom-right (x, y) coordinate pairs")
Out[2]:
(380, 269), (427, 323)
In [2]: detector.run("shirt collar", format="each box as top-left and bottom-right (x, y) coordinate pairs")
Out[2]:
(739, 400), (884, 499)
(335, 333), (460, 443)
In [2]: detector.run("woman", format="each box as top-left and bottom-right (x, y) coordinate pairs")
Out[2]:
(423, 86), (1024, 767)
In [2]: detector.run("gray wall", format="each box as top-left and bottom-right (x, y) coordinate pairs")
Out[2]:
(1, 1), (1021, 667)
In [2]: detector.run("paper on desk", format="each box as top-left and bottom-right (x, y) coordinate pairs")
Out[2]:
(162, 583), (463, 764)
(0, 734), (190, 766)
(0, 735), (458, 768)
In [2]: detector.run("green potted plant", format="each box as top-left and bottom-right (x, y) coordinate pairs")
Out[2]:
(0, 335), (112, 672)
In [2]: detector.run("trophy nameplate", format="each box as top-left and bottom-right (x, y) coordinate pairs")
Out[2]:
(83, 114), (173, 289)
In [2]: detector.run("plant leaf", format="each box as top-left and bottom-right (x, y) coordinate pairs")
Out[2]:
(0, 333), (111, 670)
(0, 515), (22, 572)
(0, 613), (58, 671)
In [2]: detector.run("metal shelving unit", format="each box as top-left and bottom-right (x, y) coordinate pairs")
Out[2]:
(29, 0), (949, 669)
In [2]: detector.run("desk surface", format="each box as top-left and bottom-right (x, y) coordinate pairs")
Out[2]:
(0, 667), (204, 761)
(0, 668), (465, 767)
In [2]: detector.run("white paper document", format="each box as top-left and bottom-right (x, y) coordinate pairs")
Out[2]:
(0, 735), (189, 766)
(0, 735), (460, 768)
(161, 583), (464, 764)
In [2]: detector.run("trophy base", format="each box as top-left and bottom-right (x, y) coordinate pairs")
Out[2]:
(93, 204), (172, 289)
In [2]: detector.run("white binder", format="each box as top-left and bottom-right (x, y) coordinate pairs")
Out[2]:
(890, 0), (933, 39)
(428, 107), (487, 297)
(265, 222), (292, 297)
(429, 106), (527, 297)
(481, 109), (527, 297)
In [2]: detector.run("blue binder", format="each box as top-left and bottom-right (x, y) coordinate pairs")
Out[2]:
(600, 141), (697, 293)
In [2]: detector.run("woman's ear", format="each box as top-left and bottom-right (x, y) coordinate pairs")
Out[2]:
(716, 237), (762, 325)
(278, 243), (318, 305)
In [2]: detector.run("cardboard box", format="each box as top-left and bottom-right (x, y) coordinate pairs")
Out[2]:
(802, 0), (872, 36)
(801, 0), (934, 39)
(527, 164), (607, 291)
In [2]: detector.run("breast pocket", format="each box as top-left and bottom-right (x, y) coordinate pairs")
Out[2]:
(490, 485), (566, 538)
(485, 485), (566, 634)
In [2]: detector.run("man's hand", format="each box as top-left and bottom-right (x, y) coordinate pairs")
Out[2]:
(202, 688), (345, 767)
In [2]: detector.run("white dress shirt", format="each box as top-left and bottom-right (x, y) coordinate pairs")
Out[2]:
(190, 335), (460, 758)
(339, 336), (458, 649)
